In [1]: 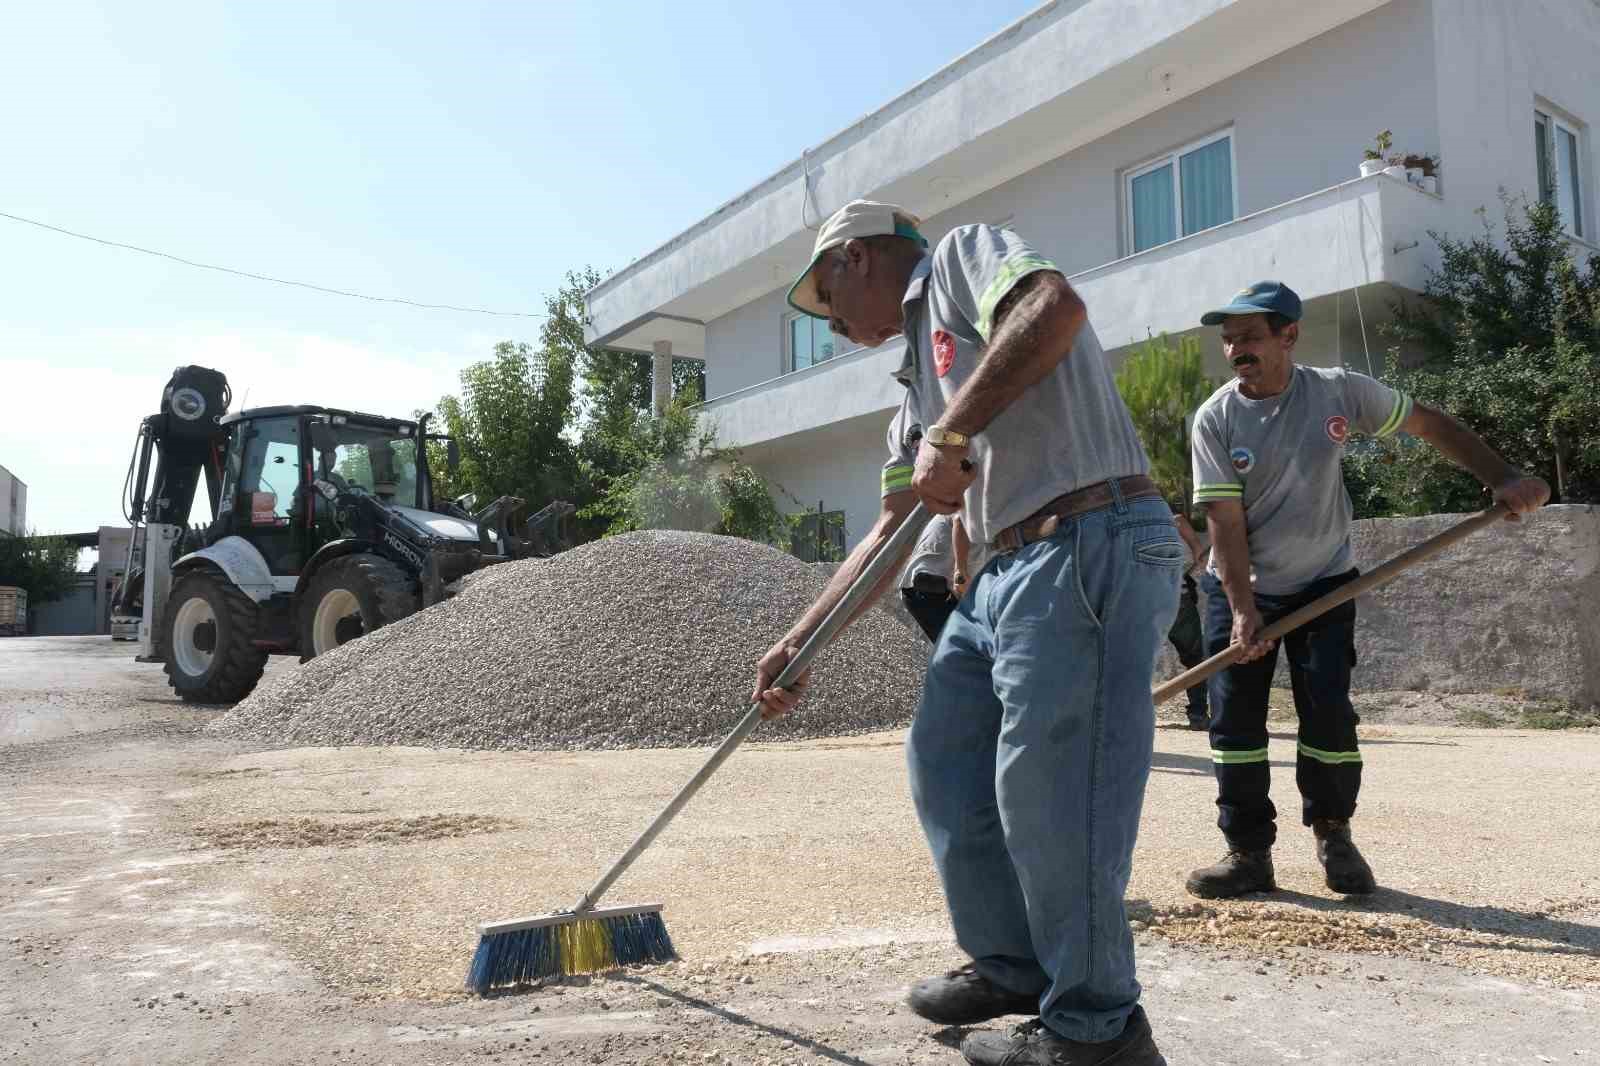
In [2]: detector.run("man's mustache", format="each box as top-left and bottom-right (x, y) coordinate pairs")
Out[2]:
(1231, 354), (1260, 369)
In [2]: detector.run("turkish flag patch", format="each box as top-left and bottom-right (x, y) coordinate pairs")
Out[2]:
(933, 330), (956, 377)
(1325, 415), (1349, 445)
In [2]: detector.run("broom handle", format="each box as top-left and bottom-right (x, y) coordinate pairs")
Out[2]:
(1153, 503), (1510, 705)
(572, 502), (935, 914)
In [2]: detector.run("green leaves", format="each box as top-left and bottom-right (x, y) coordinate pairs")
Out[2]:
(0, 532), (80, 606)
(1115, 332), (1215, 516)
(1351, 195), (1600, 515)
(432, 266), (779, 547)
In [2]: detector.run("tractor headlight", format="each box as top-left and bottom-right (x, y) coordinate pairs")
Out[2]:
(170, 387), (207, 421)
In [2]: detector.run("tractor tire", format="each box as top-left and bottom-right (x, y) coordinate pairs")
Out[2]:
(299, 553), (418, 660)
(161, 567), (269, 704)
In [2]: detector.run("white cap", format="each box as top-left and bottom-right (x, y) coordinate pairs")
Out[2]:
(785, 199), (927, 319)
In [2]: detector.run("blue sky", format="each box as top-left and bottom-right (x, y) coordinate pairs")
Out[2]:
(0, 0), (1039, 536)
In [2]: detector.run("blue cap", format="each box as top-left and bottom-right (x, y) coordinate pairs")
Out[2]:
(1201, 280), (1303, 326)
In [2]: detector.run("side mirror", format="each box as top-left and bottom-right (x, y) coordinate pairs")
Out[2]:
(446, 439), (461, 474)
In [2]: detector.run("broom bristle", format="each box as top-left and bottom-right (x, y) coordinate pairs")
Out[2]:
(466, 906), (675, 995)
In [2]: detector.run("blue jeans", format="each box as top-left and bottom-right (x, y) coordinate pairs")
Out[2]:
(906, 493), (1181, 1043)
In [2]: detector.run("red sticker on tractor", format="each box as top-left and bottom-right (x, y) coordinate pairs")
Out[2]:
(933, 330), (956, 377)
(1325, 415), (1349, 445)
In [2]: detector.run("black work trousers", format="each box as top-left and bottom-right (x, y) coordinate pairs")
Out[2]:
(902, 579), (958, 644)
(1201, 568), (1362, 851)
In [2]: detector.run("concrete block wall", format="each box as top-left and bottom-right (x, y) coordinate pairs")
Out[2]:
(1156, 505), (1600, 705)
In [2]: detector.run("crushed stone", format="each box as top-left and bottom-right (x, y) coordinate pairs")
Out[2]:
(210, 531), (929, 751)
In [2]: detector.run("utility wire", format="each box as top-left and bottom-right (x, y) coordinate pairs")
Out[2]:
(0, 208), (545, 319)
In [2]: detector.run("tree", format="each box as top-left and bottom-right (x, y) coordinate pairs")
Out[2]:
(0, 532), (80, 607)
(1114, 333), (1215, 515)
(433, 339), (587, 525)
(1344, 196), (1600, 516)
(586, 395), (787, 544)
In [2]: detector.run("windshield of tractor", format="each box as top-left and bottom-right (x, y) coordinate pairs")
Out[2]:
(311, 422), (423, 507)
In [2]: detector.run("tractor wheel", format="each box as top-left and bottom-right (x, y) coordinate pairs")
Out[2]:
(300, 553), (418, 659)
(161, 567), (269, 703)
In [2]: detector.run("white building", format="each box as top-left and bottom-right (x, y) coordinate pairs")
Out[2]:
(0, 463), (26, 537)
(586, 0), (1599, 549)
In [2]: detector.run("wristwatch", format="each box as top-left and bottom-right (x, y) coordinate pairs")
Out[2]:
(924, 424), (971, 448)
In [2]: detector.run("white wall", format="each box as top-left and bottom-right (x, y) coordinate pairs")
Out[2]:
(702, 0), (1439, 400)
(0, 464), (26, 536)
(738, 412), (888, 549)
(1432, 0), (1600, 245)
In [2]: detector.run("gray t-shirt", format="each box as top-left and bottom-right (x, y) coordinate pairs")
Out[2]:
(1191, 365), (1412, 595)
(901, 513), (955, 588)
(880, 225), (1150, 548)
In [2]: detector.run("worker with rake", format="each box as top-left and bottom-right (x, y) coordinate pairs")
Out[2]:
(758, 199), (1180, 1066)
(1184, 281), (1550, 900)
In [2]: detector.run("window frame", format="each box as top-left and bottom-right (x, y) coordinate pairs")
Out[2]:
(1536, 106), (1587, 240)
(1122, 127), (1238, 255)
(783, 310), (843, 374)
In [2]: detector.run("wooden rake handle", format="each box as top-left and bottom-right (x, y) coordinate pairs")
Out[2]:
(1153, 503), (1512, 705)
(571, 502), (935, 914)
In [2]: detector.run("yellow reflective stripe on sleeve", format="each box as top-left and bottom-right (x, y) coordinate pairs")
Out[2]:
(1193, 484), (1244, 500)
(1211, 747), (1269, 764)
(976, 255), (1059, 341)
(1297, 742), (1363, 765)
(1375, 392), (1413, 438)
(882, 465), (914, 496)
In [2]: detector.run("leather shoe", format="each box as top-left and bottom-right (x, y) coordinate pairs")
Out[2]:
(961, 1008), (1166, 1065)
(906, 963), (1038, 1026)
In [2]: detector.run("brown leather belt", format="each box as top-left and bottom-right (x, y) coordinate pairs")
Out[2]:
(991, 475), (1161, 554)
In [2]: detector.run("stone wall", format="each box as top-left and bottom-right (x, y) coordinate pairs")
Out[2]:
(1346, 504), (1599, 703)
(1157, 505), (1600, 705)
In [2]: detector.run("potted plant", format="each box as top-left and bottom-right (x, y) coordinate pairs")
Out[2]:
(1401, 152), (1440, 193)
(1360, 129), (1392, 178)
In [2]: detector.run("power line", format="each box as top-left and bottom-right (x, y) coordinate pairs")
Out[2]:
(0, 208), (545, 319)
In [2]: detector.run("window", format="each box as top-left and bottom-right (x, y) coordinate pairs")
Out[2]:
(1125, 130), (1236, 254)
(786, 312), (838, 372)
(1536, 108), (1586, 239)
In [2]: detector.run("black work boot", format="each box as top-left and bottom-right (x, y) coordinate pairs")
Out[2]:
(1184, 847), (1276, 899)
(1313, 818), (1377, 894)
(961, 1007), (1166, 1066)
(906, 963), (1038, 1026)
(1186, 708), (1210, 731)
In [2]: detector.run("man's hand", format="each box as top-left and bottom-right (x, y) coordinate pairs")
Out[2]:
(752, 638), (810, 719)
(912, 441), (974, 514)
(1231, 605), (1275, 663)
(1493, 474), (1551, 521)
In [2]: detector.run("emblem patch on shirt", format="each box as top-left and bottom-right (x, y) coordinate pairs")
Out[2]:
(933, 330), (956, 377)
(1230, 446), (1256, 474)
(1325, 415), (1350, 445)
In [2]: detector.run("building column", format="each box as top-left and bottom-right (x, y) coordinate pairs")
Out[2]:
(652, 340), (673, 415)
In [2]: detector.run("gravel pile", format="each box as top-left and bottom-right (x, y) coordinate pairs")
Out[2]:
(211, 530), (929, 751)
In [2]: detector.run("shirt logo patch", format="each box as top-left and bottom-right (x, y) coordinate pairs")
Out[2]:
(1230, 447), (1256, 474)
(1325, 415), (1350, 445)
(933, 330), (956, 378)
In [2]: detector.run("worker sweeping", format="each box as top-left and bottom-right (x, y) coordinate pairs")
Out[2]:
(1185, 280), (1550, 900)
(756, 200), (1178, 1066)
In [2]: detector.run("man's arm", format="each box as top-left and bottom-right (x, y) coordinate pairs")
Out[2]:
(753, 490), (919, 718)
(1203, 499), (1274, 662)
(913, 272), (1086, 509)
(937, 273), (1085, 438)
(1173, 511), (1207, 572)
(1400, 403), (1550, 517)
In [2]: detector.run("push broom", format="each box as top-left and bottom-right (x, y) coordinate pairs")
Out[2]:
(1152, 503), (1513, 705)
(466, 502), (936, 995)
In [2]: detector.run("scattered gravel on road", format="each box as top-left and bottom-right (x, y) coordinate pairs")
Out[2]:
(211, 531), (929, 751)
